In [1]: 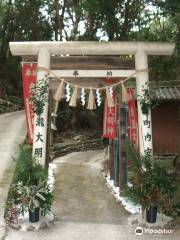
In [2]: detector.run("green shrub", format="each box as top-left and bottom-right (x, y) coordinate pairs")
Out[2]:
(5, 144), (53, 222)
(124, 144), (179, 218)
(12, 145), (48, 185)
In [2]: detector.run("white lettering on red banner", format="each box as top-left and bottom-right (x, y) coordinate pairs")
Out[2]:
(127, 88), (139, 149)
(22, 63), (37, 144)
(103, 97), (117, 140)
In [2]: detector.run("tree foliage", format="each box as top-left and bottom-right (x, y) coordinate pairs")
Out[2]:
(0, 0), (179, 98)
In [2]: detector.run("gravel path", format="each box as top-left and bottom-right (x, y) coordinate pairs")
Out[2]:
(5, 150), (180, 240)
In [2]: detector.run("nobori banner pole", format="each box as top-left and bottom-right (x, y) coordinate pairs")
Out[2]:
(135, 50), (152, 155)
(32, 48), (50, 166)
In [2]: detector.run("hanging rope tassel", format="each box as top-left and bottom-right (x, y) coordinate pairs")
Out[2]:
(87, 88), (96, 110)
(53, 80), (65, 101)
(106, 87), (114, 108)
(121, 82), (128, 103)
(53, 101), (59, 114)
(69, 85), (78, 107)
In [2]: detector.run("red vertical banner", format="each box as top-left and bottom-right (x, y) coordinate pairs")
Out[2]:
(21, 63), (37, 144)
(127, 88), (139, 149)
(103, 96), (117, 140)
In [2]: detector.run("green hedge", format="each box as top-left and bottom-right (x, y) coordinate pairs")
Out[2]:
(5, 143), (50, 221)
(12, 144), (48, 186)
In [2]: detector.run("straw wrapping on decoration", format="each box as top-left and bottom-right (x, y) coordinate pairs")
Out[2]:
(53, 80), (65, 101)
(87, 88), (96, 110)
(69, 85), (78, 107)
(106, 87), (114, 108)
(121, 82), (128, 103)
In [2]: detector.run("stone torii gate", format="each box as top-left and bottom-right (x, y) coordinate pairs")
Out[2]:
(9, 41), (175, 166)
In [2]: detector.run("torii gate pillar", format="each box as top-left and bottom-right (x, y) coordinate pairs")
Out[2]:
(135, 50), (152, 154)
(32, 48), (50, 166)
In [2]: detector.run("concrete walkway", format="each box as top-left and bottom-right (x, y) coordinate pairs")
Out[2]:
(5, 150), (180, 240)
(0, 111), (26, 239)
